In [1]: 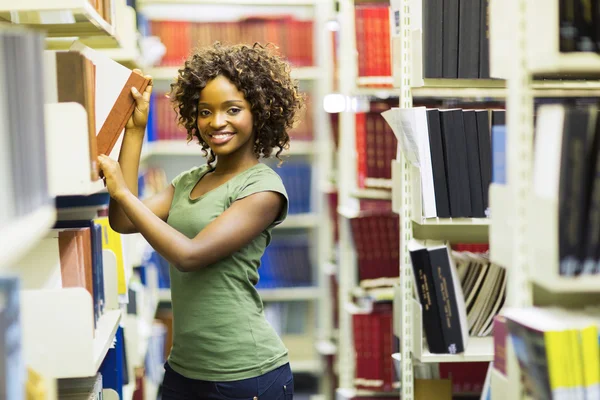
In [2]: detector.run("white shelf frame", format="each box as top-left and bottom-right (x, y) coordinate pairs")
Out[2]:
(0, 205), (56, 270)
(0, 0), (116, 38)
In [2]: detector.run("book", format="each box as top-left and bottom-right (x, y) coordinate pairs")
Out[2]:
(428, 242), (469, 354)
(409, 240), (446, 354)
(69, 41), (151, 158)
(0, 277), (24, 400)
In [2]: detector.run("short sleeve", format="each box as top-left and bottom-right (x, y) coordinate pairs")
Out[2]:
(171, 165), (206, 188)
(235, 168), (289, 226)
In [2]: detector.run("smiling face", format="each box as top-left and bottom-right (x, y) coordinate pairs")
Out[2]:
(196, 75), (255, 159)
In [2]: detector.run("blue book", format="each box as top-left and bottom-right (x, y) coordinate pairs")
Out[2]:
(0, 277), (24, 400)
(491, 125), (507, 185)
(99, 325), (128, 396)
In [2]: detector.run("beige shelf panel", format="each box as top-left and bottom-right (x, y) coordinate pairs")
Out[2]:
(489, 184), (512, 268)
(0, 0), (115, 38)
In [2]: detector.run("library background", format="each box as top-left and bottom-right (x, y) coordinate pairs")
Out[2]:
(1, 0), (599, 399)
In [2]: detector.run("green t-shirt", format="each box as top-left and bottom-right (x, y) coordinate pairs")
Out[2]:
(165, 163), (289, 381)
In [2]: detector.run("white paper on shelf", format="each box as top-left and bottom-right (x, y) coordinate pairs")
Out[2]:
(532, 104), (565, 200)
(381, 108), (420, 166)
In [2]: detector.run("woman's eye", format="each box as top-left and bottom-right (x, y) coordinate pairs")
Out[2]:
(228, 108), (241, 115)
(199, 110), (211, 117)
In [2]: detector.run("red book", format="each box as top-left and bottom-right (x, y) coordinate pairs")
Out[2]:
(356, 113), (367, 188)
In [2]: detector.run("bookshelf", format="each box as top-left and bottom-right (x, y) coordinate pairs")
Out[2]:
(0, 0), (116, 38)
(487, 0), (600, 398)
(149, 65), (322, 81)
(385, 0), (500, 398)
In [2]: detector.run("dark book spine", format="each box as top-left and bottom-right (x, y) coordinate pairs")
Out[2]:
(440, 110), (472, 217)
(479, 0), (490, 78)
(423, 0), (444, 78)
(594, 0), (600, 51)
(584, 111), (600, 274)
(426, 109), (451, 217)
(409, 248), (447, 354)
(458, 0), (481, 78)
(560, 0), (578, 52)
(574, 0), (596, 51)
(429, 247), (465, 354)
(463, 111), (485, 217)
(442, 0), (459, 78)
(558, 107), (594, 276)
(476, 110), (492, 212)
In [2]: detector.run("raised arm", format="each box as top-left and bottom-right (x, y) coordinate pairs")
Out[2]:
(106, 72), (174, 234)
(95, 161), (284, 271)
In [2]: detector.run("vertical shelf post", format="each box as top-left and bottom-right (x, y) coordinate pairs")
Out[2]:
(399, 1), (414, 399)
(337, 0), (360, 389)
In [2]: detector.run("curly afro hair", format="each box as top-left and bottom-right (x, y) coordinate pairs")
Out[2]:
(169, 42), (304, 166)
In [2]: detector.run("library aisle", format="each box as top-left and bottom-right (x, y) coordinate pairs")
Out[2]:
(0, 0), (597, 399)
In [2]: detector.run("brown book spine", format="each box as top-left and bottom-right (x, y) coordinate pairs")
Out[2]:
(56, 53), (99, 181)
(96, 73), (150, 156)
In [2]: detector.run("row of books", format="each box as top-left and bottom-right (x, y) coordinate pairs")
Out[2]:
(52, 223), (106, 332)
(453, 249), (506, 337)
(560, 0), (600, 53)
(349, 210), (399, 282)
(410, 241), (505, 355)
(356, 101), (398, 187)
(147, 92), (314, 142)
(149, 18), (314, 68)
(533, 103), (600, 276)
(257, 234), (313, 289)
(501, 307), (600, 400)
(353, 302), (396, 392)
(384, 107), (505, 219)
(422, 0), (490, 79)
(273, 161), (312, 214)
(355, 4), (391, 80)
(88, 0), (114, 25)
(0, 29), (52, 227)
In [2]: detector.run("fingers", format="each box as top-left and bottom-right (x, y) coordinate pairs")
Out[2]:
(133, 68), (143, 76)
(143, 77), (153, 103)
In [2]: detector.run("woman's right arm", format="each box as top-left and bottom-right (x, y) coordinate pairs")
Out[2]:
(107, 72), (175, 234)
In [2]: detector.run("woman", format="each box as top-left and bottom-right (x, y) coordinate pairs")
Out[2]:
(98, 42), (304, 399)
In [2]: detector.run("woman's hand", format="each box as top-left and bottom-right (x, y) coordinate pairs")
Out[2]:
(98, 154), (130, 201)
(125, 69), (153, 132)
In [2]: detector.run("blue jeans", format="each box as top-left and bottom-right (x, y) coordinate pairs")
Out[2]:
(161, 362), (294, 400)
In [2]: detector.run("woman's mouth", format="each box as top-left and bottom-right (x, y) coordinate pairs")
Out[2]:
(209, 132), (235, 145)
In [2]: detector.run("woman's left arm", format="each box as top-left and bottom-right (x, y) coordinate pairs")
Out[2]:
(99, 155), (284, 272)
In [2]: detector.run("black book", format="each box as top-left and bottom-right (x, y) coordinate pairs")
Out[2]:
(463, 111), (486, 217)
(409, 245), (447, 354)
(574, 0), (596, 52)
(426, 109), (451, 218)
(476, 111), (492, 212)
(440, 110), (472, 217)
(458, 0), (481, 78)
(558, 106), (597, 275)
(479, 0), (490, 78)
(428, 245), (468, 354)
(559, 0), (577, 52)
(583, 109), (600, 274)
(423, 0), (444, 78)
(442, 0), (460, 78)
